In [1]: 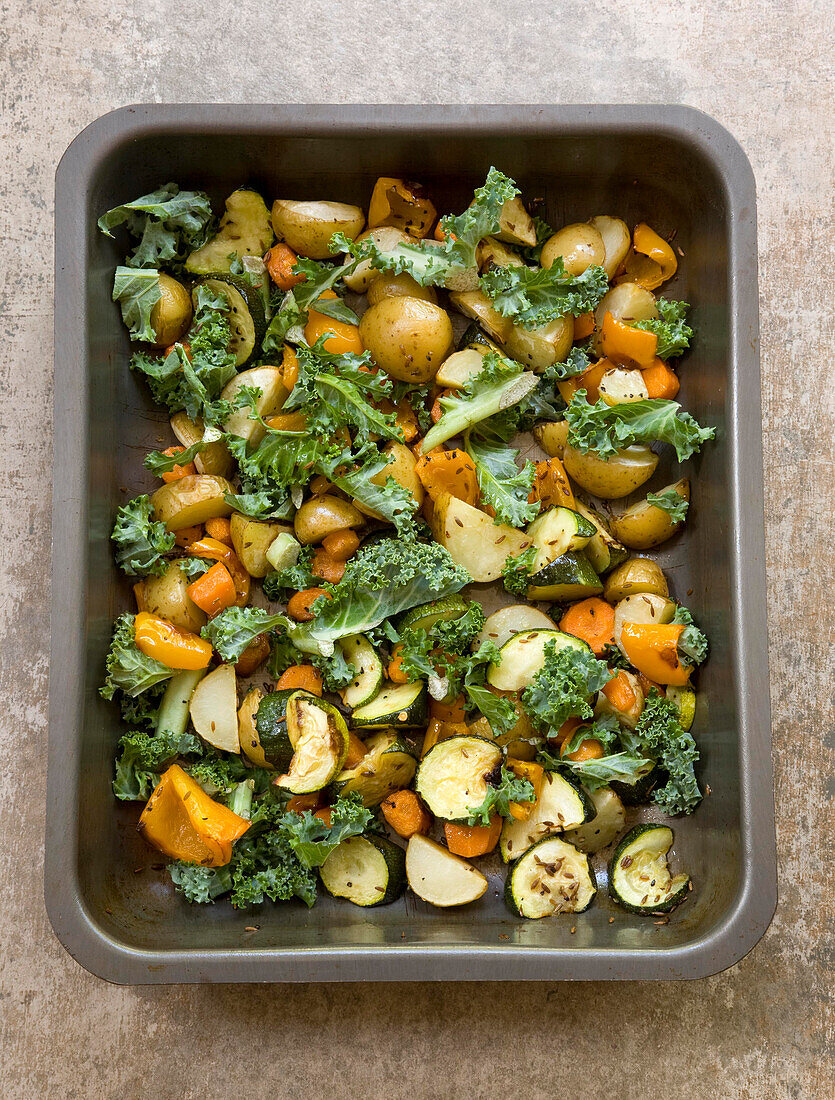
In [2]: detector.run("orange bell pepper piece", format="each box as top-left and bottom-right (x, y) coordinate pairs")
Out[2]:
(159, 446), (197, 483)
(600, 311), (658, 368)
(186, 536), (251, 606)
(138, 765), (250, 867)
(529, 455), (576, 511)
(304, 290), (364, 354)
(557, 359), (611, 405)
(632, 223), (678, 284)
(560, 736), (605, 762)
(133, 612), (212, 670)
(573, 312), (595, 340)
(264, 411), (308, 432)
(642, 358), (680, 400)
(505, 758), (544, 821)
(619, 623), (691, 686)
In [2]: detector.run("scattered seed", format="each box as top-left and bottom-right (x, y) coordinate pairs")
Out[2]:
(244, 926), (259, 933)
(570, 926), (576, 934)
(608, 916), (615, 923)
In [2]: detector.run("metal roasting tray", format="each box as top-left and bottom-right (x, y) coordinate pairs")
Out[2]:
(47, 104), (776, 982)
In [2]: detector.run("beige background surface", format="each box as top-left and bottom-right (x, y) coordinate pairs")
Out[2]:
(1, 1), (833, 1096)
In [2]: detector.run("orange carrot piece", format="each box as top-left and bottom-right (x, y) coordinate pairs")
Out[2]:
(416, 448), (479, 505)
(275, 664), (324, 695)
(429, 695), (467, 723)
(186, 562), (237, 618)
(642, 358), (680, 399)
(444, 815), (501, 857)
(381, 790), (431, 839)
(286, 588), (331, 623)
(430, 389), (454, 424)
(311, 548), (347, 584)
(554, 716), (582, 745)
(387, 644), (411, 685)
(159, 446), (196, 484)
(204, 517), (233, 545)
(529, 456), (576, 511)
(322, 529), (360, 561)
(602, 670), (637, 712)
(285, 792), (321, 813)
(313, 807), (333, 827)
(574, 312), (595, 339)
(344, 732), (368, 769)
(559, 597), (615, 656)
(265, 243), (305, 290)
(235, 634), (270, 677)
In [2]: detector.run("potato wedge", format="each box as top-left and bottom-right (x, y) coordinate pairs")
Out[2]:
(271, 199), (365, 259)
(540, 223), (605, 276)
(189, 664), (240, 753)
(598, 368), (649, 407)
(143, 563), (206, 633)
(406, 834), (488, 907)
(604, 560), (670, 604)
(476, 605), (556, 650)
(562, 443), (658, 499)
(503, 315), (573, 373)
(430, 492), (531, 582)
(608, 479), (690, 549)
(533, 420), (569, 459)
(435, 347), (489, 390)
(170, 411), (232, 477)
(221, 366), (287, 446)
(495, 195), (537, 247)
(476, 236), (524, 272)
(230, 513), (294, 578)
(151, 475), (235, 531)
(359, 297), (453, 383)
(366, 271), (438, 305)
(589, 216), (631, 279)
(448, 288), (513, 344)
(342, 226), (410, 292)
(355, 441), (424, 519)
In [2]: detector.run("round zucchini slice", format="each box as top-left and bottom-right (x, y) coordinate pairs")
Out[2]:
(254, 688), (297, 770)
(500, 769), (595, 862)
(563, 786), (626, 854)
(486, 628), (591, 692)
(350, 680), (427, 730)
(192, 279), (256, 366)
(415, 735), (502, 821)
(274, 692), (350, 795)
(329, 730), (417, 807)
(608, 824), (690, 914)
(338, 634), (384, 709)
(320, 835), (407, 907)
(405, 834), (488, 907)
(505, 835), (596, 918)
(526, 505), (597, 567)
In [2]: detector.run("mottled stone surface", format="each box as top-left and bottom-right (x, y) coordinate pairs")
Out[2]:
(0, 1), (832, 1096)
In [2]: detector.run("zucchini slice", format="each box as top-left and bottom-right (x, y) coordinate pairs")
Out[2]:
(487, 628), (591, 692)
(330, 730), (417, 807)
(505, 835), (596, 917)
(563, 787), (626, 853)
(275, 692), (350, 795)
(398, 594), (472, 634)
(666, 686), (696, 731)
(526, 506), (596, 569)
(574, 501), (629, 575)
(351, 680), (427, 730)
(186, 189), (274, 274)
(500, 770), (595, 862)
(338, 634), (384, 709)
(320, 835), (407, 907)
(192, 279), (256, 366)
(609, 824), (690, 914)
(254, 688), (297, 769)
(415, 735), (502, 821)
(405, 834), (488, 907)
(207, 256), (270, 339)
(526, 551), (603, 603)
(239, 687), (271, 769)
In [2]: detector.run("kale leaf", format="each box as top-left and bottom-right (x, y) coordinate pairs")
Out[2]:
(565, 392), (715, 461)
(633, 299), (693, 359)
(98, 182), (213, 268)
(113, 728), (202, 801)
(479, 257), (608, 327)
(111, 494), (175, 577)
(466, 767), (535, 826)
(646, 489), (689, 524)
(100, 614), (174, 700)
(627, 690), (701, 814)
(521, 642), (613, 734)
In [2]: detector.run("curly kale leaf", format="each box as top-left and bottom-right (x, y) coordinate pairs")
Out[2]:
(465, 434), (537, 527)
(113, 728), (202, 801)
(633, 299), (693, 360)
(672, 605), (709, 665)
(501, 545), (537, 597)
(628, 689), (701, 814)
(201, 606), (291, 663)
(262, 257), (358, 351)
(565, 392), (715, 461)
(98, 182), (214, 268)
(100, 614), (174, 700)
(466, 767), (535, 826)
(111, 494), (175, 577)
(521, 642), (613, 734)
(112, 267), (161, 341)
(281, 794), (373, 869)
(169, 862), (233, 904)
(480, 257), (608, 327)
(646, 489), (689, 524)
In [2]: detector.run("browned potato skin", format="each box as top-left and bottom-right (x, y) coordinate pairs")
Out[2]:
(562, 442), (658, 499)
(604, 559), (670, 603)
(367, 271), (438, 305)
(142, 563), (206, 633)
(230, 513), (293, 578)
(609, 479), (690, 549)
(359, 297), (453, 383)
(151, 274), (192, 347)
(294, 495), (365, 545)
(151, 475), (235, 530)
(355, 441), (424, 519)
(540, 223), (605, 276)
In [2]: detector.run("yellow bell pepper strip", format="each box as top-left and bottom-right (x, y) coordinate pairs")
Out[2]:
(633, 223), (678, 284)
(138, 765), (250, 867)
(619, 622), (691, 686)
(133, 612), (213, 670)
(506, 758), (544, 821)
(600, 310), (658, 369)
(186, 536), (251, 606)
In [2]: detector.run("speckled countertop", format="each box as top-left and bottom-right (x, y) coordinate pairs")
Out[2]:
(0, 1), (832, 1096)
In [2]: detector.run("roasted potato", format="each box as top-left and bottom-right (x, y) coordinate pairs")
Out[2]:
(588, 215), (631, 279)
(533, 420), (569, 459)
(230, 513), (293, 578)
(221, 365), (287, 446)
(367, 177), (436, 238)
(436, 347), (489, 390)
(189, 664), (239, 753)
(170, 411), (232, 477)
(151, 475), (235, 530)
(604, 560), (671, 604)
(448, 288), (513, 344)
(366, 271), (438, 305)
(294, 495), (365, 545)
(150, 274), (192, 347)
(562, 442), (658, 499)
(503, 315), (574, 373)
(142, 562), (206, 633)
(495, 195), (537, 247)
(476, 236), (524, 272)
(598, 367), (649, 407)
(608, 478), (690, 549)
(430, 492), (531, 582)
(359, 297), (453, 383)
(271, 199), (365, 259)
(342, 227), (410, 293)
(541, 223), (605, 276)
(355, 441), (424, 518)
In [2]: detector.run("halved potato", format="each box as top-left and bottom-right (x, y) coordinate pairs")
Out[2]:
(476, 605), (556, 650)
(151, 475), (235, 531)
(366, 271), (438, 305)
(170, 411), (232, 477)
(355, 441), (424, 519)
(533, 420), (569, 459)
(359, 297), (453, 383)
(230, 513), (293, 577)
(294, 495), (365, 545)
(342, 226), (410, 292)
(604, 560), (670, 604)
(142, 562), (206, 633)
(150, 274), (192, 346)
(436, 347), (490, 390)
(503, 315), (574, 372)
(367, 177), (436, 238)
(221, 366), (287, 446)
(541, 223), (605, 276)
(271, 199), (365, 259)
(608, 479), (690, 549)
(448, 288), (513, 344)
(598, 368), (649, 407)
(589, 216), (631, 279)
(562, 443), (658, 499)
(189, 664), (239, 753)
(430, 492), (531, 582)
(476, 236), (524, 271)
(495, 195), (537, 247)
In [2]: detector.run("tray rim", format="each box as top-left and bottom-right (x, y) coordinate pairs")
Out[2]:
(47, 102), (776, 983)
